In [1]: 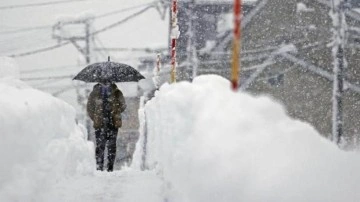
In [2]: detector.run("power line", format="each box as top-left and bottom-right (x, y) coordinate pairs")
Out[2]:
(20, 64), (81, 74)
(95, 1), (158, 19)
(0, 38), (55, 56)
(21, 75), (73, 81)
(8, 42), (70, 58)
(0, 25), (52, 35)
(52, 84), (80, 96)
(0, 2), (158, 36)
(0, 0), (89, 10)
(92, 6), (153, 35)
(33, 76), (73, 88)
(0, 34), (53, 51)
(94, 47), (167, 52)
(0, 4), (148, 35)
(6, 5), (153, 58)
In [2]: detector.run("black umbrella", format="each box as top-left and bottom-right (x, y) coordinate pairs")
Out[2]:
(73, 57), (145, 83)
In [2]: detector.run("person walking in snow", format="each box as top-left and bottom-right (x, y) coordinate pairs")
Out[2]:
(87, 81), (126, 172)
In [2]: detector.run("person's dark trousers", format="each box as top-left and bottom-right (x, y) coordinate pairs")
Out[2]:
(95, 127), (118, 172)
(95, 128), (106, 171)
(106, 128), (118, 172)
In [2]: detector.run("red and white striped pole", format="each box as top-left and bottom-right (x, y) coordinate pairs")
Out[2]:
(231, 0), (242, 90)
(170, 0), (179, 83)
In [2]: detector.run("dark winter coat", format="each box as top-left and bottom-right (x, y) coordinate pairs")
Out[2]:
(87, 83), (126, 129)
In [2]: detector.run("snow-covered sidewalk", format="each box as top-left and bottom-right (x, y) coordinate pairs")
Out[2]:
(0, 57), (164, 202)
(2, 57), (360, 202)
(41, 170), (164, 202)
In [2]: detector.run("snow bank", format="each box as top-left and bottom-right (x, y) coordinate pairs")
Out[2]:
(134, 75), (360, 202)
(0, 65), (95, 201)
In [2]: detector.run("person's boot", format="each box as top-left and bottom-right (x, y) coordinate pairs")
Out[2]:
(96, 157), (104, 171)
(107, 152), (115, 172)
(107, 164), (113, 172)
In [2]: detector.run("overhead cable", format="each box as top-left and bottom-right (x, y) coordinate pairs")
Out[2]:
(1, 1), (159, 35)
(21, 75), (73, 81)
(8, 42), (70, 58)
(0, 0), (89, 10)
(92, 6), (152, 35)
(95, 1), (158, 19)
(52, 85), (78, 96)
(0, 25), (52, 35)
(21, 64), (80, 74)
(6, 5), (154, 58)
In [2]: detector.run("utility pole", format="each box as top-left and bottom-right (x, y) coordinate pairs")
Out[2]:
(331, 0), (347, 145)
(231, 0), (242, 91)
(52, 17), (94, 141)
(186, 0), (198, 81)
(84, 20), (92, 141)
(85, 21), (91, 64)
(170, 0), (179, 83)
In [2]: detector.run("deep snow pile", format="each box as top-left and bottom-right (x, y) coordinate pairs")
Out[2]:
(0, 57), (95, 201)
(133, 75), (360, 202)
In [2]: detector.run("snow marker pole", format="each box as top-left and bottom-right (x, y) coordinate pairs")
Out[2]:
(231, 0), (241, 90)
(156, 53), (161, 73)
(170, 0), (178, 83)
(153, 54), (161, 89)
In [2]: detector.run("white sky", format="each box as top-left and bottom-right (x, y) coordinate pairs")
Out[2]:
(0, 0), (169, 108)
(0, 0), (169, 71)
